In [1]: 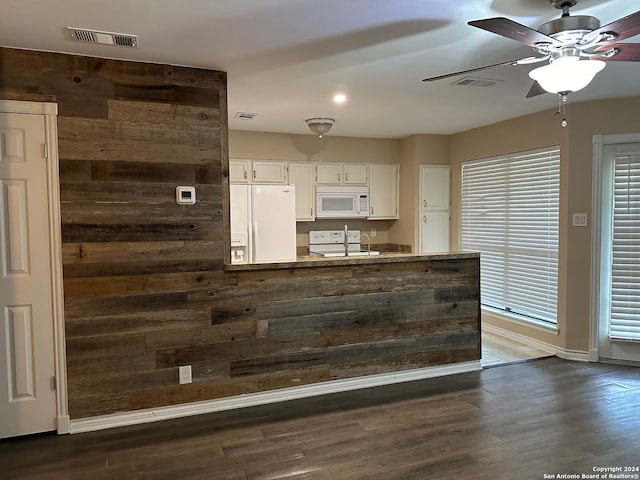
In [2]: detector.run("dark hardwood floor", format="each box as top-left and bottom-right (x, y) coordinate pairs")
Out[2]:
(2, 357), (639, 479)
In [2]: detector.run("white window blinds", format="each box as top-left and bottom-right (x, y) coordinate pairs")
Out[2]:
(610, 155), (640, 341)
(461, 148), (560, 325)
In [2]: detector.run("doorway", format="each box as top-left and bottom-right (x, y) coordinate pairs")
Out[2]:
(592, 134), (640, 364)
(0, 100), (67, 438)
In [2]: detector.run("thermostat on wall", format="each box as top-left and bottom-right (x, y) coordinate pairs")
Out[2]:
(176, 186), (196, 205)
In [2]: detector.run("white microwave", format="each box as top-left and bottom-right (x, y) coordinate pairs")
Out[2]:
(316, 185), (369, 218)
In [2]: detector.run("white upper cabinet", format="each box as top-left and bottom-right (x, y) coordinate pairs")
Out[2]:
(315, 163), (342, 184)
(315, 163), (368, 185)
(369, 164), (399, 219)
(252, 160), (288, 183)
(343, 163), (368, 184)
(288, 162), (315, 221)
(229, 159), (250, 183)
(420, 165), (450, 210)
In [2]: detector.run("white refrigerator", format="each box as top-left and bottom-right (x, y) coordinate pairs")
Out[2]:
(230, 184), (297, 264)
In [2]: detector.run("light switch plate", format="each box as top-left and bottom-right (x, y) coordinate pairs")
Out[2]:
(572, 213), (588, 227)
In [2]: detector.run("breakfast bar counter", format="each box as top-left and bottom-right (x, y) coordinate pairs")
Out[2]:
(224, 251), (478, 271)
(213, 251), (481, 401)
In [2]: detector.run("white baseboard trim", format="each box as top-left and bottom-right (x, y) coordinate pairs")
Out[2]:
(56, 415), (70, 435)
(556, 349), (590, 362)
(70, 360), (482, 434)
(482, 323), (590, 362)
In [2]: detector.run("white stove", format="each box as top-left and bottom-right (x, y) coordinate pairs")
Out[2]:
(309, 229), (379, 257)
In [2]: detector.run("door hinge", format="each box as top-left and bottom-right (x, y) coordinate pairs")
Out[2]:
(53, 375), (57, 391)
(43, 143), (49, 159)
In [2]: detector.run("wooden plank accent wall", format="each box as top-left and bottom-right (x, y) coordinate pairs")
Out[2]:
(1, 47), (480, 420)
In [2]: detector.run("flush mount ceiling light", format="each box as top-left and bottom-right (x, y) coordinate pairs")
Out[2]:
(528, 54), (605, 94)
(306, 117), (335, 138)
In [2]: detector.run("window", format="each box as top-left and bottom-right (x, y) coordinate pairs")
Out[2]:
(460, 147), (560, 325)
(610, 155), (640, 341)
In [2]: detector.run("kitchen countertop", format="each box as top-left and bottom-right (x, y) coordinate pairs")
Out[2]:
(224, 251), (479, 271)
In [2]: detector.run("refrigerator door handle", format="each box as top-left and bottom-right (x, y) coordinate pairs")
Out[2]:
(252, 221), (258, 260)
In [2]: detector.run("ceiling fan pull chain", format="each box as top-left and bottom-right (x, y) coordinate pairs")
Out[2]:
(555, 93), (569, 127)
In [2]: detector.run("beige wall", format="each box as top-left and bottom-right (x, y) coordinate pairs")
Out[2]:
(450, 109), (569, 349)
(450, 97), (640, 353)
(229, 130), (399, 163)
(229, 130), (452, 249)
(231, 97), (640, 355)
(229, 130), (403, 247)
(564, 97), (640, 350)
(394, 135), (450, 248)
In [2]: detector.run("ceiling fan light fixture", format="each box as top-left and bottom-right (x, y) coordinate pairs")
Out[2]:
(306, 117), (335, 138)
(528, 56), (605, 94)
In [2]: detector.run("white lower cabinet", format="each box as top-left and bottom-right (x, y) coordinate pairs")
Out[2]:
(288, 162), (315, 221)
(421, 210), (450, 253)
(369, 164), (399, 219)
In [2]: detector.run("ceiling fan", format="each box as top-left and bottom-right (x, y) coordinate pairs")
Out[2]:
(422, 0), (640, 100)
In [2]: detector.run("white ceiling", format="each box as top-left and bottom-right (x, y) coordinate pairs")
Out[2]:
(2, 0), (639, 138)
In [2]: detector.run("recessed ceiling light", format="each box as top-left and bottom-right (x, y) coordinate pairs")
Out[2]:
(333, 94), (347, 103)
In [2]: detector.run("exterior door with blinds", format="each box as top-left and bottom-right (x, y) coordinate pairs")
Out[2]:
(597, 142), (640, 362)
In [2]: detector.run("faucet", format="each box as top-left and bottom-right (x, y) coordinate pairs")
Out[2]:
(344, 224), (349, 256)
(361, 233), (370, 255)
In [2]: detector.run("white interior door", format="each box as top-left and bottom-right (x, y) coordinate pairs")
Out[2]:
(0, 110), (57, 438)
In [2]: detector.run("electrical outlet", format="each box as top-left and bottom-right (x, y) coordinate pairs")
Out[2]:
(370, 228), (377, 237)
(179, 365), (192, 384)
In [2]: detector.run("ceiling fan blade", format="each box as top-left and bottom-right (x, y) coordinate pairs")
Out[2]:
(422, 60), (516, 82)
(590, 43), (640, 62)
(468, 17), (559, 47)
(525, 81), (547, 98)
(586, 10), (640, 44)
(422, 56), (547, 83)
(422, 58), (534, 82)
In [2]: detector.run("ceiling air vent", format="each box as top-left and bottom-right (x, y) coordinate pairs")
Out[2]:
(234, 112), (258, 120)
(452, 77), (502, 88)
(67, 27), (138, 48)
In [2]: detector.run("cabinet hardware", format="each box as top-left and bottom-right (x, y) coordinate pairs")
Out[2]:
(424, 215), (427, 223)
(345, 173), (348, 181)
(423, 199), (426, 208)
(338, 173), (341, 182)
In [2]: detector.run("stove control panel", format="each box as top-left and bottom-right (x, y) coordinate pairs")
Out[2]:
(309, 230), (360, 245)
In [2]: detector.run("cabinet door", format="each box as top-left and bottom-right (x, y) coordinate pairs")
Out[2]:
(420, 165), (450, 210)
(315, 163), (342, 184)
(343, 163), (368, 184)
(229, 159), (250, 183)
(288, 162), (315, 221)
(252, 160), (287, 183)
(369, 164), (399, 219)
(421, 210), (450, 253)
